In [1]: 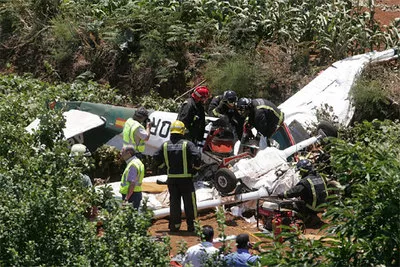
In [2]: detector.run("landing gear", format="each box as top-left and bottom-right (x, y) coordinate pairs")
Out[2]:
(213, 168), (237, 194)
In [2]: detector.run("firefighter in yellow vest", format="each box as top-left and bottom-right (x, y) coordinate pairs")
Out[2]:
(154, 120), (202, 232)
(119, 146), (145, 209)
(122, 107), (152, 154)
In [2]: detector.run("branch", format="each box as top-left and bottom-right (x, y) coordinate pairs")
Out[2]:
(174, 80), (206, 101)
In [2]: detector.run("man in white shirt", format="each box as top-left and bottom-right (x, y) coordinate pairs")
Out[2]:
(182, 225), (220, 267)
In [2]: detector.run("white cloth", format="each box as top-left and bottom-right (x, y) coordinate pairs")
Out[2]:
(182, 241), (219, 267)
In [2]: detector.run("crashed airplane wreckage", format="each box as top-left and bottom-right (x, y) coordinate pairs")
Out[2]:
(152, 126), (335, 219)
(26, 48), (399, 218)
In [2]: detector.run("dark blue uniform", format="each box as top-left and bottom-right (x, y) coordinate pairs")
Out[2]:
(283, 174), (328, 213)
(154, 134), (201, 231)
(247, 98), (284, 139)
(177, 97), (205, 144)
(208, 95), (244, 139)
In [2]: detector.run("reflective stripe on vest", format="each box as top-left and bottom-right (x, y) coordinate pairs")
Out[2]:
(256, 105), (284, 126)
(122, 118), (146, 152)
(119, 158), (145, 194)
(163, 141), (192, 178)
(212, 108), (221, 117)
(306, 177), (328, 212)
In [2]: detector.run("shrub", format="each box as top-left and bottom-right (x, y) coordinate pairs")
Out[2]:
(91, 145), (124, 182)
(135, 90), (182, 112)
(324, 119), (400, 266)
(0, 73), (171, 266)
(204, 54), (272, 99)
(351, 61), (400, 122)
(3, 0), (396, 99)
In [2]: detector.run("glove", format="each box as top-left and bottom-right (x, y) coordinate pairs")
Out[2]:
(277, 193), (284, 199)
(243, 123), (254, 138)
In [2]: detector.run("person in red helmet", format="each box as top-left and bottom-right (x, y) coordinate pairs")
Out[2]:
(177, 86), (210, 144)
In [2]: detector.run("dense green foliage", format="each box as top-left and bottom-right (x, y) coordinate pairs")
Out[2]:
(325, 120), (400, 266)
(0, 74), (170, 265)
(1, 0), (398, 103)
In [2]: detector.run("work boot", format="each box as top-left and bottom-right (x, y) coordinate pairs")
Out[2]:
(305, 214), (324, 229)
(187, 226), (195, 232)
(169, 225), (180, 232)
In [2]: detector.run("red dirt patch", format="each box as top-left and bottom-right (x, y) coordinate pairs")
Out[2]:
(374, 0), (400, 26)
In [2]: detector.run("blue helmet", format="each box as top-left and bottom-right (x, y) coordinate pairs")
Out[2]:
(296, 159), (313, 176)
(223, 90), (238, 103)
(237, 97), (251, 110)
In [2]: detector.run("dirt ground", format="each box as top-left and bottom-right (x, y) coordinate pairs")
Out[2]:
(374, 0), (400, 27)
(148, 205), (326, 257)
(147, 3), (399, 258)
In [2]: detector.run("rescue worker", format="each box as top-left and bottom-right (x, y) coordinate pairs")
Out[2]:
(207, 90), (244, 139)
(70, 144), (99, 225)
(70, 144), (93, 188)
(236, 97), (284, 148)
(208, 90), (238, 117)
(122, 107), (152, 154)
(177, 86), (209, 144)
(119, 146), (145, 210)
(278, 159), (328, 228)
(154, 120), (202, 232)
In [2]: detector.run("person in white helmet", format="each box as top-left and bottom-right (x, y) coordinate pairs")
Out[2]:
(70, 144), (93, 188)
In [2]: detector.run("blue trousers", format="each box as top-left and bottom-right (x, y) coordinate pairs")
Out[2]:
(122, 192), (142, 210)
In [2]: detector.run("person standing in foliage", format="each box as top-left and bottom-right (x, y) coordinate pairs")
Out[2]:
(70, 144), (100, 229)
(69, 144), (93, 188)
(119, 146), (145, 210)
(278, 159), (328, 228)
(177, 86), (210, 144)
(236, 97), (284, 148)
(224, 233), (260, 267)
(122, 107), (152, 155)
(182, 225), (220, 267)
(154, 120), (201, 232)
